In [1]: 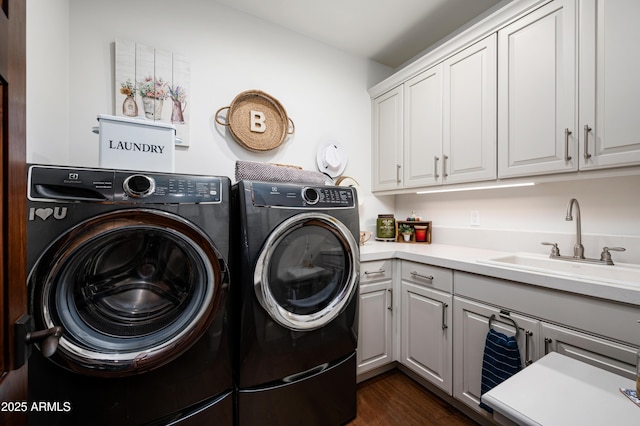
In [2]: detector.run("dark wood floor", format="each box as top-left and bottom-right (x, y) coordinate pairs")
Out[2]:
(347, 369), (479, 425)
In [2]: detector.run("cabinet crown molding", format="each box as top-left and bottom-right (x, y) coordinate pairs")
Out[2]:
(368, 0), (549, 99)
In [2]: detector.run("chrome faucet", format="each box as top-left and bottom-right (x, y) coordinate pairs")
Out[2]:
(541, 198), (626, 265)
(565, 198), (584, 259)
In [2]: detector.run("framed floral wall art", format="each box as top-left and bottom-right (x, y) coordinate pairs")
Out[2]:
(115, 39), (191, 147)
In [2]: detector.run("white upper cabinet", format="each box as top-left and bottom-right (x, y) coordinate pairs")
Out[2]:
(373, 35), (497, 192)
(372, 86), (403, 191)
(403, 64), (443, 188)
(499, 0), (640, 178)
(498, 0), (577, 178)
(579, 0), (640, 169)
(443, 34), (497, 184)
(371, 0), (640, 190)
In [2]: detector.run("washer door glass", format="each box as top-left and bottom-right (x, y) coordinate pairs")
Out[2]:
(254, 212), (359, 331)
(28, 209), (228, 377)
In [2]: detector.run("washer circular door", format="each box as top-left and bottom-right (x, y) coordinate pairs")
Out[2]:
(254, 212), (359, 331)
(28, 209), (229, 377)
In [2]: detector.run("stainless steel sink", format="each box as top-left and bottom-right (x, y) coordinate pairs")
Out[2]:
(478, 253), (640, 286)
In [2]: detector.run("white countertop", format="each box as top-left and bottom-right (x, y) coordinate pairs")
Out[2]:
(480, 352), (638, 425)
(359, 241), (640, 306)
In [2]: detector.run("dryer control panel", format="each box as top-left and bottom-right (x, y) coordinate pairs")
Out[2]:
(251, 182), (355, 208)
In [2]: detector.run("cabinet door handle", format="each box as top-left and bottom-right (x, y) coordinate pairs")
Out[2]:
(434, 156), (440, 180)
(363, 269), (385, 276)
(441, 302), (449, 330)
(410, 271), (434, 281)
(387, 288), (393, 312)
(564, 128), (572, 161)
(583, 124), (592, 160)
(396, 164), (402, 183)
(544, 337), (553, 355)
(442, 155), (449, 177)
(525, 330), (533, 366)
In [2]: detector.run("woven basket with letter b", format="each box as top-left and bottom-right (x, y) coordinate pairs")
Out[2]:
(215, 90), (295, 152)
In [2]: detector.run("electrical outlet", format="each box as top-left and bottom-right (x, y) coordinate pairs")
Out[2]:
(470, 210), (480, 226)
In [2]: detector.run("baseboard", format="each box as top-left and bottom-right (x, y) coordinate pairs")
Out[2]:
(356, 362), (398, 383)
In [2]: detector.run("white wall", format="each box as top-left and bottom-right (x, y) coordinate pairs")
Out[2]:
(395, 175), (640, 263)
(25, 0), (639, 264)
(26, 0), (70, 165)
(26, 0), (395, 225)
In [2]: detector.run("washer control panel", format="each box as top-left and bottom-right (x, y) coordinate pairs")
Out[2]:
(27, 165), (222, 204)
(251, 182), (355, 208)
(301, 187), (320, 205)
(115, 172), (221, 203)
(123, 175), (156, 198)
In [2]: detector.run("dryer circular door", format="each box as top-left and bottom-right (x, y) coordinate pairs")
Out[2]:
(28, 209), (229, 377)
(254, 212), (359, 331)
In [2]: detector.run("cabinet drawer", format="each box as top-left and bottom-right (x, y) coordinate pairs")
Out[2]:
(401, 261), (452, 293)
(542, 322), (637, 380)
(455, 271), (640, 346)
(360, 260), (394, 284)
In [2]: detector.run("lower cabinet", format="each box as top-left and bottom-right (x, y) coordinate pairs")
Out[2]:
(453, 272), (638, 419)
(358, 259), (638, 421)
(540, 322), (637, 380)
(453, 297), (541, 419)
(400, 261), (453, 394)
(357, 260), (394, 375)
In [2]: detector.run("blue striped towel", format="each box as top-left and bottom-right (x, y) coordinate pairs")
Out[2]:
(479, 328), (522, 413)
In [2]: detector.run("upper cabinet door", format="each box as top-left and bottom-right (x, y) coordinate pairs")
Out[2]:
(498, 0), (577, 178)
(579, 0), (640, 169)
(403, 64), (443, 188)
(372, 87), (403, 191)
(443, 34), (497, 184)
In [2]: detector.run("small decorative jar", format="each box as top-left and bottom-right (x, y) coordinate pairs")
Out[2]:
(414, 225), (428, 242)
(376, 214), (396, 240)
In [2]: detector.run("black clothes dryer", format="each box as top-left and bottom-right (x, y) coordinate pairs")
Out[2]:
(26, 165), (233, 426)
(232, 180), (360, 426)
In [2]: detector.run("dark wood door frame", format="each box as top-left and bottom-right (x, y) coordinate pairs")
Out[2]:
(0, 0), (29, 424)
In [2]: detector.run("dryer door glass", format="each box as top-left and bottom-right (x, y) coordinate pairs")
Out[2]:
(28, 210), (228, 377)
(255, 212), (359, 331)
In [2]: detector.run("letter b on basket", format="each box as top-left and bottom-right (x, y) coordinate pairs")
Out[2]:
(250, 110), (266, 133)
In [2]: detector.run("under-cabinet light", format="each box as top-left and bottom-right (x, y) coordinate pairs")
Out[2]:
(416, 182), (535, 195)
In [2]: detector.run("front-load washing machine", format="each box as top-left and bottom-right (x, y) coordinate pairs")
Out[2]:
(26, 165), (233, 426)
(232, 180), (360, 426)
